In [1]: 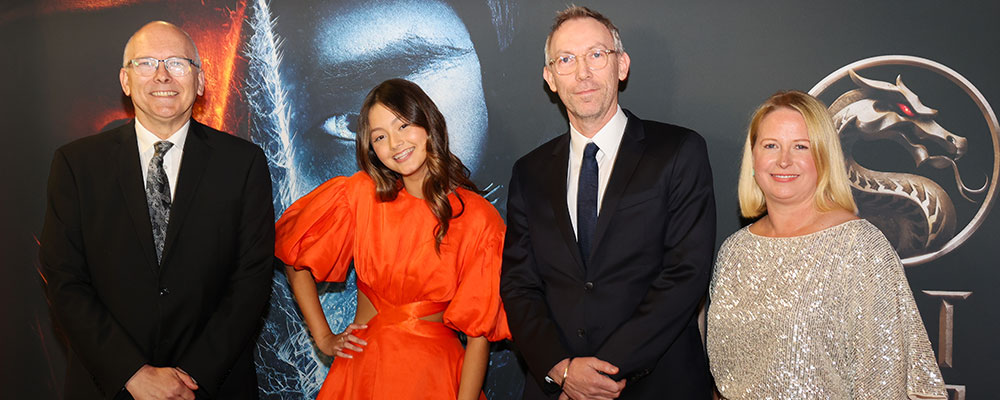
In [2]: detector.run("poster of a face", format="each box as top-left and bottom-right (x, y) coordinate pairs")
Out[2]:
(10, 1), (1000, 399)
(3, 0), (522, 398)
(249, 0), (494, 205)
(243, 1), (522, 398)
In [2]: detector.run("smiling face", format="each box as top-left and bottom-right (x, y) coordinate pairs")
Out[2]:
(367, 103), (430, 189)
(753, 107), (819, 210)
(542, 17), (629, 134)
(119, 22), (205, 136)
(278, 0), (487, 190)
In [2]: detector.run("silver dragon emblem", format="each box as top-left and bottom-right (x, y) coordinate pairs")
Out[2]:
(831, 70), (986, 258)
(811, 56), (1000, 266)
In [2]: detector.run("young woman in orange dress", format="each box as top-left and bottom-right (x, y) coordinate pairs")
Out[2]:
(275, 78), (510, 400)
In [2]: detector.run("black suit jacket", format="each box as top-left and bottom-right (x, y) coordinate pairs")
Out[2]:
(501, 110), (715, 399)
(39, 120), (274, 399)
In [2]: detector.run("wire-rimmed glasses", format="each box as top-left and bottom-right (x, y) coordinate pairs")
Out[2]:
(546, 49), (616, 76)
(124, 57), (200, 77)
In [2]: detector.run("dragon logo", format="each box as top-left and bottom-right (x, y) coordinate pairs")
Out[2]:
(810, 56), (1000, 266)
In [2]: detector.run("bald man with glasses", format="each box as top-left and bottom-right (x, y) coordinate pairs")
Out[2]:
(40, 21), (274, 399)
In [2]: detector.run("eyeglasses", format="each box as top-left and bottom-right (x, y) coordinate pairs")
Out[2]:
(546, 49), (616, 76)
(124, 57), (200, 77)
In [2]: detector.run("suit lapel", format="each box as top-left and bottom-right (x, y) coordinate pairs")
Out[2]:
(116, 122), (159, 271)
(160, 121), (210, 266)
(590, 111), (645, 259)
(545, 134), (586, 274)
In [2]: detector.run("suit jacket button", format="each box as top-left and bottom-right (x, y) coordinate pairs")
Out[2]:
(577, 328), (585, 337)
(584, 282), (594, 291)
(159, 287), (170, 296)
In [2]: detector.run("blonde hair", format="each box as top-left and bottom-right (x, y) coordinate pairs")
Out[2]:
(738, 90), (857, 218)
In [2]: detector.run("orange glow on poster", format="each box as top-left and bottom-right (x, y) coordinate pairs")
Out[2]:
(5, 0), (247, 136)
(185, 2), (246, 134)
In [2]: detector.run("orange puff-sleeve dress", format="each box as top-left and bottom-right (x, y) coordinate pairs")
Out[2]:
(275, 172), (510, 400)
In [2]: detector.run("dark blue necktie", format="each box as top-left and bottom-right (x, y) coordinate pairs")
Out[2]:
(577, 142), (599, 262)
(146, 141), (173, 264)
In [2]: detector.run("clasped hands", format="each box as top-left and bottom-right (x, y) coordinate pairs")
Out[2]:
(125, 364), (198, 400)
(550, 357), (627, 400)
(317, 323), (369, 358)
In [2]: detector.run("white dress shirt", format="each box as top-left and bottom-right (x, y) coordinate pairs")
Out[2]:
(566, 106), (628, 238)
(136, 119), (189, 201)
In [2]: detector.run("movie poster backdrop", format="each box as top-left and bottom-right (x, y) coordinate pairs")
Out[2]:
(2, 1), (997, 399)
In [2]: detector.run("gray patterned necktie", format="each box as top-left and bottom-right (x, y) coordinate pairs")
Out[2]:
(146, 140), (173, 264)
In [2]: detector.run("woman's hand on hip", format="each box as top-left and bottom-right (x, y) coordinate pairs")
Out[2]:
(317, 323), (368, 358)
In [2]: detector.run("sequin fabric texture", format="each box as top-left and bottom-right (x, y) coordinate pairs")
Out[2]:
(707, 219), (946, 400)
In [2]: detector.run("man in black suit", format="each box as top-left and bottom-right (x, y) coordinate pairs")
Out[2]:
(500, 6), (715, 399)
(39, 21), (274, 399)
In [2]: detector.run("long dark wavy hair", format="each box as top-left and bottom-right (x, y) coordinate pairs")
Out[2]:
(356, 78), (481, 252)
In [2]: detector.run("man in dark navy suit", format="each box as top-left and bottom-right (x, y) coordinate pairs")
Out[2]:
(501, 6), (716, 399)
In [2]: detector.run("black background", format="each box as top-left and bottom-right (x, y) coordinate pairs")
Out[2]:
(3, 1), (997, 398)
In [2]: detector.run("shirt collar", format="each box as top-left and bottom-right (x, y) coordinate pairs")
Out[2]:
(135, 118), (190, 154)
(569, 105), (627, 157)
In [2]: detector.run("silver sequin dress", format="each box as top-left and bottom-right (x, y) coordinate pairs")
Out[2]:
(707, 219), (946, 400)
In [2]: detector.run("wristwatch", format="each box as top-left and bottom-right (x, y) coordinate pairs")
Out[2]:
(542, 375), (561, 394)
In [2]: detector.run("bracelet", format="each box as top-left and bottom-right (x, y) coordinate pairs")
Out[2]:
(561, 358), (573, 389)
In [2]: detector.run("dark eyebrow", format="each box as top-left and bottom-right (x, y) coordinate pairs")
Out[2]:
(312, 35), (474, 95)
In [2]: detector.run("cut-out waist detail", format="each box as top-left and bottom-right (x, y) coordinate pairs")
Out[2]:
(371, 300), (448, 325)
(358, 281), (449, 325)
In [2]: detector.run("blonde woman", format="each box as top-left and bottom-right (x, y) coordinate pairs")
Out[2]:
(707, 91), (946, 399)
